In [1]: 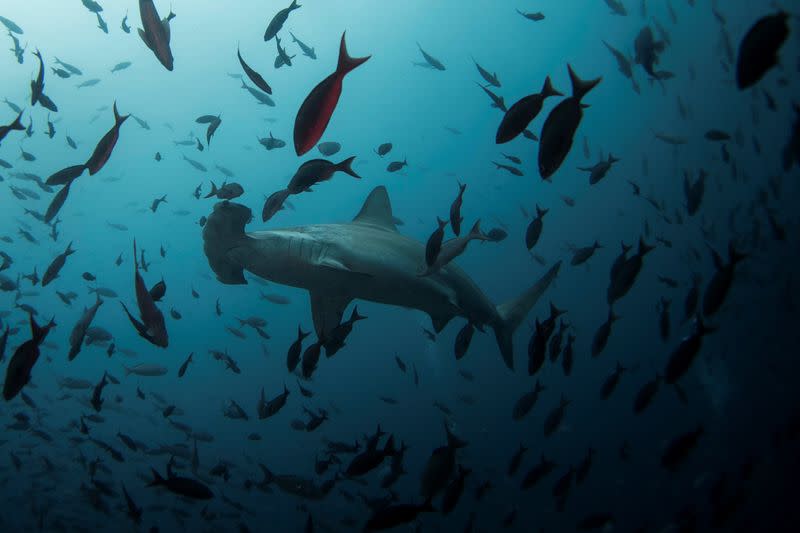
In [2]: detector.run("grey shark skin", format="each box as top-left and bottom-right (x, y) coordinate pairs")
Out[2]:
(203, 187), (560, 370)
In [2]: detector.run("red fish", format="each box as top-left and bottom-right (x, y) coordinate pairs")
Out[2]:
(293, 33), (369, 156)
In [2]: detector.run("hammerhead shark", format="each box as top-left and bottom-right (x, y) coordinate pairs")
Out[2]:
(202, 186), (561, 370)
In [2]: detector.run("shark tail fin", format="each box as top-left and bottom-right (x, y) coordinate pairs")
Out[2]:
(493, 261), (561, 370)
(202, 201), (252, 285)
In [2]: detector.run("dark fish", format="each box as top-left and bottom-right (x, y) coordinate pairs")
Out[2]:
(441, 464), (470, 514)
(657, 297), (671, 341)
(579, 154), (620, 185)
(287, 157), (360, 194)
(486, 227), (508, 242)
(264, 0), (300, 42)
(575, 448), (595, 484)
(259, 384), (290, 419)
(3, 315), (55, 400)
(317, 141), (341, 156)
(294, 33), (369, 155)
(237, 47), (272, 94)
(736, 12), (789, 89)
(84, 102), (130, 175)
(507, 444), (527, 477)
(182, 155), (206, 172)
(521, 454), (556, 489)
(420, 423), (467, 501)
(632, 374), (661, 414)
(664, 318), (715, 384)
(138, 0), (175, 71)
(497, 77), (561, 144)
(543, 395), (569, 436)
(634, 26), (666, 78)
(147, 467), (212, 499)
(290, 31), (316, 59)
(275, 36), (294, 67)
(150, 195), (167, 212)
(416, 42), (445, 70)
(287, 325), (310, 372)
(703, 242), (746, 316)
(68, 296), (103, 361)
(45, 181), (72, 223)
(120, 240), (168, 347)
(205, 181), (243, 200)
(262, 188), (290, 222)
(571, 241), (602, 266)
(472, 56), (500, 87)
(661, 426), (704, 471)
(525, 205), (548, 250)
(0, 15), (23, 34)
(493, 161), (523, 176)
(607, 237), (655, 303)
(600, 362), (626, 399)
(538, 66), (601, 180)
(42, 241), (75, 286)
(241, 79), (274, 106)
(121, 13), (131, 33)
(364, 501), (434, 531)
(591, 308), (619, 357)
(425, 217), (446, 267)
(449, 182), (466, 236)
(258, 131), (286, 150)
(375, 143), (392, 157)
(476, 82), (506, 111)
(386, 158), (407, 173)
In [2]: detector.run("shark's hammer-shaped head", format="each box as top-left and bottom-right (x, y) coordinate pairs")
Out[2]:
(203, 200), (254, 285)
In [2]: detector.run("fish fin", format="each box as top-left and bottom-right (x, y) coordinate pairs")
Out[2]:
(567, 64), (602, 101)
(351, 186), (398, 232)
(429, 312), (454, 333)
(309, 291), (350, 341)
(316, 256), (372, 278)
(137, 28), (153, 52)
(493, 262), (562, 370)
(335, 32), (370, 76)
(45, 165), (86, 186)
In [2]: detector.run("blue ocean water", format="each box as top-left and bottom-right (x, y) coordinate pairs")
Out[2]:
(1, 0), (799, 531)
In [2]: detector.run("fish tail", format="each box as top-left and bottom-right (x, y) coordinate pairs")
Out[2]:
(123, 365), (132, 377)
(541, 75), (563, 98)
(147, 468), (164, 487)
(337, 156), (361, 179)
(727, 241), (747, 264)
(638, 237), (655, 256)
(493, 261), (561, 370)
(536, 205), (549, 218)
(290, 0), (300, 9)
(10, 111), (24, 131)
(335, 32), (370, 76)
(113, 101), (129, 126)
(567, 64), (602, 101)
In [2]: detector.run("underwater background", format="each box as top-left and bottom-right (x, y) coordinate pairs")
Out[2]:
(1, 0), (799, 531)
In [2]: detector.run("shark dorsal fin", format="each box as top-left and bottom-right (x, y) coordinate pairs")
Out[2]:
(352, 186), (398, 232)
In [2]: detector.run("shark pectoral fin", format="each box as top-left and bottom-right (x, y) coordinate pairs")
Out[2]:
(429, 313), (453, 333)
(161, 19), (171, 44)
(316, 257), (373, 278)
(310, 292), (351, 341)
(138, 28), (154, 51)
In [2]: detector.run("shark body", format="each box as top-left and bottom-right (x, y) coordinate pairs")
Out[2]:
(202, 186), (560, 370)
